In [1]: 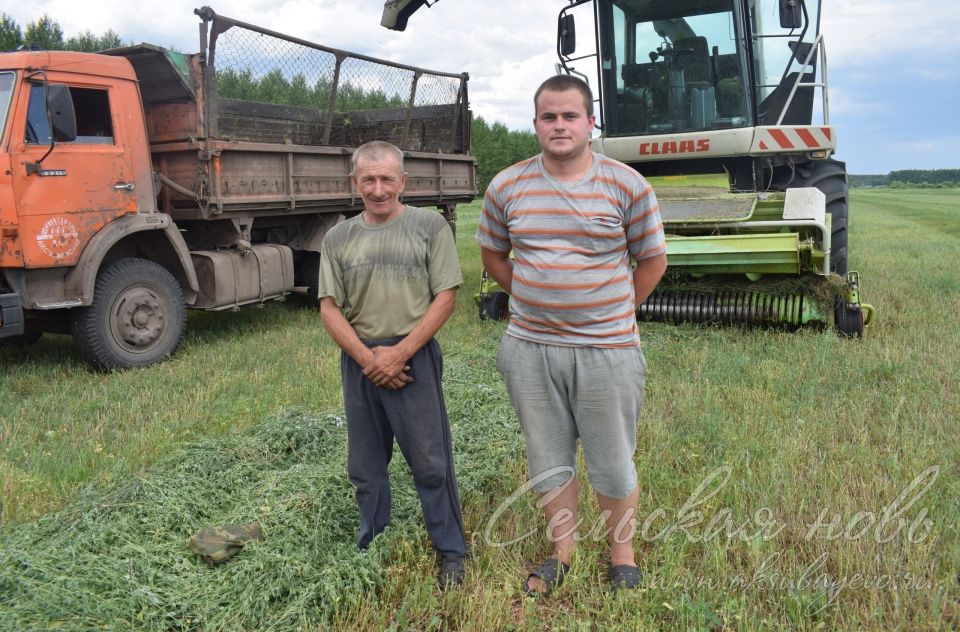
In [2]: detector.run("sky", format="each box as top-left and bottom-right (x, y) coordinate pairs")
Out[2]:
(5, 0), (958, 174)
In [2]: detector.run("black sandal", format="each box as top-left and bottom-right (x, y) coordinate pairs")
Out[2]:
(609, 564), (643, 590)
(524, 558), (570, 597)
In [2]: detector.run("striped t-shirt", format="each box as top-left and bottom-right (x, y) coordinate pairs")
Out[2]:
(476, 152), (665, 347)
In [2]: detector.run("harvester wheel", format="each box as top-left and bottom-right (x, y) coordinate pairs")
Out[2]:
(72, 258), (187, 370)
(479, 291), (510, 322)
(773, 159), (849, 275)
(835, 302), (864, 338)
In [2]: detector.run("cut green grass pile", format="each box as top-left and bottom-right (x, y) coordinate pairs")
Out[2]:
(0, 340), (524, 630)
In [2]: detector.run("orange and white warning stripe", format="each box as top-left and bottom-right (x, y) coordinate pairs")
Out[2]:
(752, 126), (836, 153)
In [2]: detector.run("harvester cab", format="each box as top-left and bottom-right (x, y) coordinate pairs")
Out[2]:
(383, 0), (873, 336)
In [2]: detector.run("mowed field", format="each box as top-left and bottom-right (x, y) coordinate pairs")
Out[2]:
(1, 188), (958, 630)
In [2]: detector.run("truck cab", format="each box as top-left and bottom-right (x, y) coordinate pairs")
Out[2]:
(0, 51), (160, 268)
(0, 51), (179, 339)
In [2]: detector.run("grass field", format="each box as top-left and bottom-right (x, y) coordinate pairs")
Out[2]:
(1, 188), (958, 630)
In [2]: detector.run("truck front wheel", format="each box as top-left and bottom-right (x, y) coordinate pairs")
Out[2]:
(72, 258), (187, 370)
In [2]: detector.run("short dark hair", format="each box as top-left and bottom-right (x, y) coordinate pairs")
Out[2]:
(534, 75), (594, 117)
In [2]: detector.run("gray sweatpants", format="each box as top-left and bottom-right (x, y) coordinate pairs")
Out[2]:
(496, 334), (647, 499)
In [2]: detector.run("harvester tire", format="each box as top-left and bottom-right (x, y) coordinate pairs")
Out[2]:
(479, 291), (510, 322)
(772, 159), (849, 275)
(835, 302), (864, 338)
(72, 258), (187, 370)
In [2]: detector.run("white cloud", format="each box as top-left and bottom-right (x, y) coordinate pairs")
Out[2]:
(867, 136), (960, 171)
(824, 86), (887, 117)
(823, 1), (960, 68)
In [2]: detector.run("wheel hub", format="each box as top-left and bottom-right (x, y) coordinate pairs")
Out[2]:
(111, 287), (166, 350)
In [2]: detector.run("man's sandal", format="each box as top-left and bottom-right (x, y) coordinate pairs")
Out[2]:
(524, 558), (570, 597)
(608, 564), (643, 591)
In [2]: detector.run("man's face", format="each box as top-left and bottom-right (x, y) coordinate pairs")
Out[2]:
(352, 153), (407, 221)
(533, 88), (595, 162)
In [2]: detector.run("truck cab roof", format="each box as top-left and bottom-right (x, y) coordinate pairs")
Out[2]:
(1, 49), (138, 83)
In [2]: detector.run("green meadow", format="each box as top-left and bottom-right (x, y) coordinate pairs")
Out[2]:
(1, 188), (958, 630)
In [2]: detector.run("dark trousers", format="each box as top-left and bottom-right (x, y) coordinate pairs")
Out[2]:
(341, 337), (466, 557)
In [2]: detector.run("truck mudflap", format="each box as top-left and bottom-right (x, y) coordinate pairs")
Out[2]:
(0, 292), (25, 338)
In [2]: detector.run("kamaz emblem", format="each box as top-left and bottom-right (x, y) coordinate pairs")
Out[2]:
(39, 169), (68, 177)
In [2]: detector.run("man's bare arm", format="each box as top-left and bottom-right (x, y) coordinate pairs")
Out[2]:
(632, 252), (668, 307)
(480, 246), (513, 294)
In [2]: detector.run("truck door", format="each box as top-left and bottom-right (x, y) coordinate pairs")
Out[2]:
(10, 81), (137, 268)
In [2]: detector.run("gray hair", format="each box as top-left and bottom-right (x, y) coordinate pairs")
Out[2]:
(351, 140), (404, 173)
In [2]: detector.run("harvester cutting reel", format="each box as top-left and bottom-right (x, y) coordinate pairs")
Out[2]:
(636, 270), (874, 336)
(475, 269), (874, 336)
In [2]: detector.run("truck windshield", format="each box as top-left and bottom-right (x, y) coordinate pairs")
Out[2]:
(598, 0), (749, 137)
(0, 72), (14, 142)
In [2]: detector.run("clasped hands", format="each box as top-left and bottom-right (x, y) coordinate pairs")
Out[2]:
(362, 344), (413, 390)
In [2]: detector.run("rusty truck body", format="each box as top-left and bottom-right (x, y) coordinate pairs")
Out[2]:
(0, 7), (476, 369)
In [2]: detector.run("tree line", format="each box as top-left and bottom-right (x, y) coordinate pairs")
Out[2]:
(471, 118), (540, 193)
(216, 68), (409, 113)
(1, 13), (123, 52)
(849, 170), (960, 189)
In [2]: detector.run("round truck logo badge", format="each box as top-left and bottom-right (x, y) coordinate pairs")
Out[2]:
(36, 217), (80, 261)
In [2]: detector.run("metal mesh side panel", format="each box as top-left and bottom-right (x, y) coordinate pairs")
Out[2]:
(209, 20), (465, 152)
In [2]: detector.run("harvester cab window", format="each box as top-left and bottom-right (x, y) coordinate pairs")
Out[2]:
(25, 85), (114, 145)
(751, 0), (823, 125)
(605, 0), (749, 136)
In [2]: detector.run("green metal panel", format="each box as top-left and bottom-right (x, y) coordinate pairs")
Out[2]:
(658, 192), (758, 223)
(665, 233), (800, 274)
(103, 44), (196, 104)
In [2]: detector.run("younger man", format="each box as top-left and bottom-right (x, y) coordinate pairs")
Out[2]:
(476, 76), (667, 594)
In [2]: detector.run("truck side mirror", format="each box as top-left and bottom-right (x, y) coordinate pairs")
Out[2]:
(779, 0), (803, 29)
(559, 14), (576, 57)
(47, 84), (77, 142)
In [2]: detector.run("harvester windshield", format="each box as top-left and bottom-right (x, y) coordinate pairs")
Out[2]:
(588, 0), (824, 137)
(600, 0), (749, 136)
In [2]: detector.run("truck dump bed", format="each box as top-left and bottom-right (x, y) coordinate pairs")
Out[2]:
(107, 9), (475, 220)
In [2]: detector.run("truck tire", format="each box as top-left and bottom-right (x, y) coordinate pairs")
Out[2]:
(72, 258), (187, 370)
(298, 251), (322, 303)
(780, 159), (849, 275)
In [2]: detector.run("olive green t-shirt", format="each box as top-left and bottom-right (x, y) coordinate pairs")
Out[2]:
(317, 206), (462, 340)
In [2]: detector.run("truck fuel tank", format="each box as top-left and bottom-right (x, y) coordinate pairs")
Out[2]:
(191, 244), (294, 310)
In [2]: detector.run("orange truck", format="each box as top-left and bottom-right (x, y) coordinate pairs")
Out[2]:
(0, 7), (475, 369)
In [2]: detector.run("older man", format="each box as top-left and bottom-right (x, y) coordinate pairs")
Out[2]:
(318, 140), (467, 588)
